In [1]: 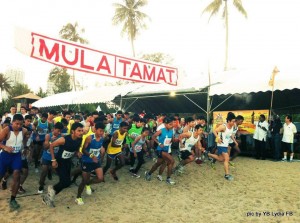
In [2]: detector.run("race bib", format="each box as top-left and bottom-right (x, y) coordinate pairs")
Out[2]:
(187, 144), (193, 151)
(134, 145), (143, 152)
(61, 150), (74, 159)
(12, 146), (21, 153)
(38, 128), (48, 135)
(131, 132), (140, 139)
(90, 148), (100, 157)
(47, 147), (59, 154)
(113, 123), (120, 129)
(115, 139), (123, 146)
(163, 138), (171, 146)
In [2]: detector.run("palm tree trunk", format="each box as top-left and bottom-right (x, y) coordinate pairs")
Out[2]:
(72, 69), (76, 91)
(224, 0), (229, 71)
(130, 38), (136, 57)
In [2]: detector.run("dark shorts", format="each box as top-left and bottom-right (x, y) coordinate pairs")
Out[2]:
(81, 162), (101, 173)
(107, 152), (122, 160)
(180, 150), (192, 160)
(0, 152), (22, 176)
(217, 146), (228, 155)
(33, 140), (45, 146)
(42, 158), (52, 166)
(228, 142), (236, 149)
(22, 159), (29, 169)
(282, 142), (294, 153)
(156, 150), (163, 158)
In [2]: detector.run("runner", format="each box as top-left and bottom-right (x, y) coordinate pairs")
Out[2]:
(207, 112), (236, 181)
(228, 115), (244, 165)
(103, 122), (129, 181)
(129, 127), (150, 178)
(38, 122), (64, 193)
(145, 117), (176, 185)
(0, 114), (29, 210)
(42, 122), (83, 207)
(76, 122), (105, 205)
(33, 113), (49, 173)
(175, 124), (204, 174)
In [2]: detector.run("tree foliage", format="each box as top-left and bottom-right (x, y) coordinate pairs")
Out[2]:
(48, 67), (72, 94)
(112, 0), (150, 57)
(8, 83), (31, 98)
(202, 0), (247, 70)
(36, 87), (48, 98)
(140, 52), (174, 65)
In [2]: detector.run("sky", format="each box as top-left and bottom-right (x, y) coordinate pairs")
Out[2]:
(0, 0), (300, 92)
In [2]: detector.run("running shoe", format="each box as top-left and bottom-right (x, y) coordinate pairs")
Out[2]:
(2, 180), (7, 190)
(210, 162), (216, 170)
(131, 173), (141, 178)
(144, 171), (151, 181)
(75, 197), (84, 205)
(229, 161), (235, 168)
(18, 186), (26, 194)
(9, 199), (20, 210)
(38, 186), (44, 194)
(35, 168), (39, 173)
(224, 174), (234, 181)
(281, 158), (287, 162)
(109, 170), (119, 181)
(166, 178), (176, 185)
(86, 185), (92, 195)
(47, 185), (56, 201)
(156, 175), (163, 181)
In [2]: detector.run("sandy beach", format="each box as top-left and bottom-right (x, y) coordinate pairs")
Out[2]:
(1, 156), (299, 223)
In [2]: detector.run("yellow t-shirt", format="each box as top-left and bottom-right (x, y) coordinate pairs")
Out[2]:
(53, 116), (62, 123)
(107, 130), (126, 155)
(79, 127), (94, 152)
(67, 120), (75, 134)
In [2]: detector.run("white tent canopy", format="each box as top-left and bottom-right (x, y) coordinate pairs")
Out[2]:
(32, 84), (144, 108)
(32, 81), (206, 108)
(209, 67), (300, 96)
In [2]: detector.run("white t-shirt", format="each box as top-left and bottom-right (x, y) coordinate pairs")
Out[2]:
(282, 122), (297, 143)
(253, 121), (269, 141)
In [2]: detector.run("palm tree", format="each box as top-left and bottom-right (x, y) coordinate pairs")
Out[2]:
(48, 67), (72, 94)
(0, 73), (11, 100)
(59, 22), (89, 91)
(202, 0), (247, 71)
(112, 0), (150, 57)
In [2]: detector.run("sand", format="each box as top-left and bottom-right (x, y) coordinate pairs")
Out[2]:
(0, 157), (299, 223)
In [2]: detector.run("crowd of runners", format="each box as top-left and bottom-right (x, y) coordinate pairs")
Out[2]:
(0, 105), (246, 210)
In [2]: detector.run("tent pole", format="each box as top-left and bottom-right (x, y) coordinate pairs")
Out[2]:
(207, 68), (211, 123)
(269, 84), (275, 119)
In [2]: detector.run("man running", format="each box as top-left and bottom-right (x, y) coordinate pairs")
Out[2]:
(175, 124), (204, 174)
(0, 114), (28, 210)
(76, 122), (105, 205)
(103, 122), (129, 181)
(145, 117), (175, 185)
(228, 115), (244, 164)
(38, 122), (64, 193)
(207, 112), (236, 181)
(42, 122), (83, 207)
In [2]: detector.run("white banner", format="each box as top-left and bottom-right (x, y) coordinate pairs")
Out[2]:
(14, 27), (178, 86)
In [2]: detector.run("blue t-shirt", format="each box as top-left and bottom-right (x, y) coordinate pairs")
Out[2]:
(42, 132), (62, 161)
(81, 134), (104, 163)
(157, 128), (173, 152)
(110, 117), (123, 135)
